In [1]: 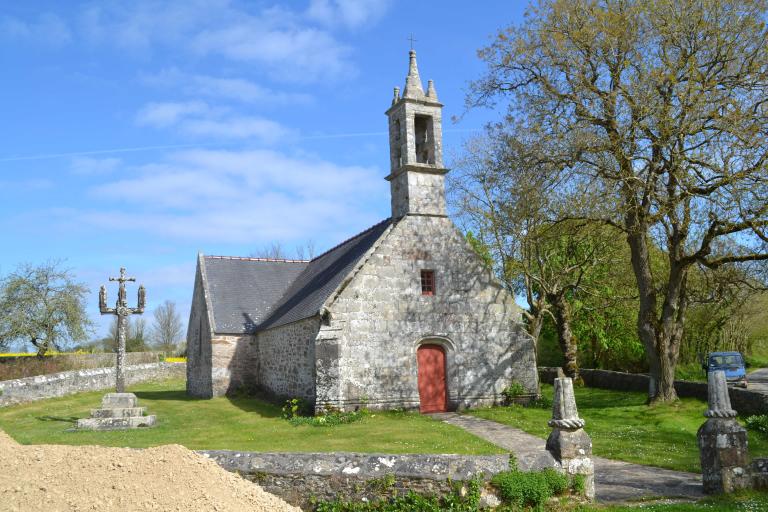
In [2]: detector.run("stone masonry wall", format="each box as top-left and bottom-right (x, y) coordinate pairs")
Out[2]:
(322, 215), (538, 411)
(186, 264), (214, 398)
(211, 334), (256, 396)
(0, 362), (186, 407)
(200, 450), (509, 510)
(256, 316), (320, 402)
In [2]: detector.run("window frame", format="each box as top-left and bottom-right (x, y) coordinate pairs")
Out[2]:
(420, 269), (436, 296)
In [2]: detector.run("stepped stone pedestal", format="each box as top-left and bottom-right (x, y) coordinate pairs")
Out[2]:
(76, 393), (156, 430)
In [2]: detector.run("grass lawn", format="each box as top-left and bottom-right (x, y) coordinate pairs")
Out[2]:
(0, 378), (503, 455)
(469, 384), (768, 473)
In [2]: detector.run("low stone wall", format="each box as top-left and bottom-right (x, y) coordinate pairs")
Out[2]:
(539, 367), (768, 416)
(0, 363), (186, 407)
(200, 450), (510, 509)
(0, 351), (161, 368)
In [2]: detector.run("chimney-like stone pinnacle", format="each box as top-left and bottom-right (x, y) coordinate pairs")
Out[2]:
(403, 50), (425, 99)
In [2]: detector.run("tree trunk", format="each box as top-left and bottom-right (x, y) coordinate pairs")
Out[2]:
(626, 220), (689, 403)
(549, 292), (579, 382)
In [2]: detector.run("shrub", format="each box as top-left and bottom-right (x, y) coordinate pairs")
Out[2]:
(501, 381), (527, 404)
(314, 478), (481, 511)
(745, 415), (768, 436)
(571, 474), (586, 495)
(491, 468), (569, 509)
(282, 400), (366, 427)
(281, 398), (310, 420)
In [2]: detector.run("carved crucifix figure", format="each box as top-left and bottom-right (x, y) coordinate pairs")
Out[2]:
(99, 267), (145, 393)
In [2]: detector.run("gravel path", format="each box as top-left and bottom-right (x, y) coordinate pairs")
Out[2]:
(431, 413), (703, 503)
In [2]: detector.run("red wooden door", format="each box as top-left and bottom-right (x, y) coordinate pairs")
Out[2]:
(417, 344), (447, 413)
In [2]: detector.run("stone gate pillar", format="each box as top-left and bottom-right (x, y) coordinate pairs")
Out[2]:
(546, 377), (595, 500)
(697, 370), (751, 494)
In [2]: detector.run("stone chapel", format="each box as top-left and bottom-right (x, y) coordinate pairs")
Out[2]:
(185, 51), (538, 413)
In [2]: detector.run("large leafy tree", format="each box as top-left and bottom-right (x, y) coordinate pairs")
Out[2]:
(452, 134), (619, 380)
(0, 261), (92, 356)
(471, 0), (768, 402)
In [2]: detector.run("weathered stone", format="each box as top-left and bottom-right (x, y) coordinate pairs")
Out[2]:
(199, 450), (507, 509)
(90, 407), (146, 418)
(76, 415), (155, 430)
(546, 377), (595, 500)
(101, 392), (138, 409)
(698, 371), (751, 494)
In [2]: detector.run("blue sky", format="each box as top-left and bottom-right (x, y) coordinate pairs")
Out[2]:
(0, 0), (526, 344)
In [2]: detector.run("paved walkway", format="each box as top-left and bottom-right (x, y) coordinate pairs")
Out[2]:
(749, 368), (768, 394)
(431, 413), (703, 503)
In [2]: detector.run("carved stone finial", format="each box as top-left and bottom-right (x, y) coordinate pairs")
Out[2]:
(392, 86), (400, 105)
(705, 370), (737, 418)
(548, 377), (586, 430)
(426, 79), (437, 99)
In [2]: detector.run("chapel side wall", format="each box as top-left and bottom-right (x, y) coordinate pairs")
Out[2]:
(325, 215), (537, 411)
(256, 316), (320, 403)
(187, 267), (213, 398)
(211, 334), (257, 397)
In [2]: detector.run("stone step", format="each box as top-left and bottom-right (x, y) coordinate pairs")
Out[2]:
(90, 407), (146, 418)
(76, 415), (156, 431)
(101, 393), (138, 409)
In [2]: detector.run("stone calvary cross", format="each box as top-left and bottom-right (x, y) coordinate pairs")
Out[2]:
(99, 267), (145, 393)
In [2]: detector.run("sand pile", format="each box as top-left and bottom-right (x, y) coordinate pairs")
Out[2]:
(0, 429), (299, 512)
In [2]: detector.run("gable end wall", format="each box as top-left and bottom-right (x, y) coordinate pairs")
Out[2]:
(320, 215), (537, 411)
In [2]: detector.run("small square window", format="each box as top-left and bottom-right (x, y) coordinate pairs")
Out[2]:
(420, 270), (435, 296)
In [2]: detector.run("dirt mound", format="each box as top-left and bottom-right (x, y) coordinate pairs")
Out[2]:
(0, 429), (299, 512)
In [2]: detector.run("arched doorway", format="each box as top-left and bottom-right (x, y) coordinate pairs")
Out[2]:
(417, 344), (447, 413)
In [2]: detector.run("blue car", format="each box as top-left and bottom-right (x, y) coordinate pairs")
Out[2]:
(703, 351), (748, 388)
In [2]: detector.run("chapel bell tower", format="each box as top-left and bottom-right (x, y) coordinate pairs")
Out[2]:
(385, 50), (448, 219)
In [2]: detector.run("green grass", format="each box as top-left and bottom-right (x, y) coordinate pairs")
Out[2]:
(0, 378), (503, 455)
(469, 385), (768, 473)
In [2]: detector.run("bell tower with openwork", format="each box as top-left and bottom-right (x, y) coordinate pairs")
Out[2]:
(385, 50), (448, 219)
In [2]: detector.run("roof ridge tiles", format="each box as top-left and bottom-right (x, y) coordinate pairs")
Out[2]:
(205, 255), (309, 263)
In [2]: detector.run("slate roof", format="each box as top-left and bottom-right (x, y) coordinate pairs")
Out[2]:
(201, 218), (392, 334)
(202, 256), (308, 334)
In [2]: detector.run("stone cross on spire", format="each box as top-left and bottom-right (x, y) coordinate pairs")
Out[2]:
(99, 267), (146, 393)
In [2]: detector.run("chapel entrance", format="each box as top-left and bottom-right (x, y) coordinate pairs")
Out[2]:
(417, 344), (447, 413)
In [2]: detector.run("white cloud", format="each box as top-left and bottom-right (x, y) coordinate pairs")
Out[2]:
(82, 148), (384, 243)
(306, 0), (392, 30)
(134, 101), (291, 143)
(142, 69), (313, 105)
(78, 1), (374, 83)
(70, 156), (122, 175)
(0, 13), (72, 46)
(135, 101), (211, 128)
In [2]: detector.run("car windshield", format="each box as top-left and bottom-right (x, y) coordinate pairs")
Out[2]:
(709, 355), (743, 366)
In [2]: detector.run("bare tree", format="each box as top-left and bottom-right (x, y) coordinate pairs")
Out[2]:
(252, 242), (286, 259)
(0, 261), (92, 356)
(150, 300), (183, 354)
(471, 0), (768, 402)
(252, 240), (316, 260)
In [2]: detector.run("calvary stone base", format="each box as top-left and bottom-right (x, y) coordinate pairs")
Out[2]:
(76, 393), (156, 430)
